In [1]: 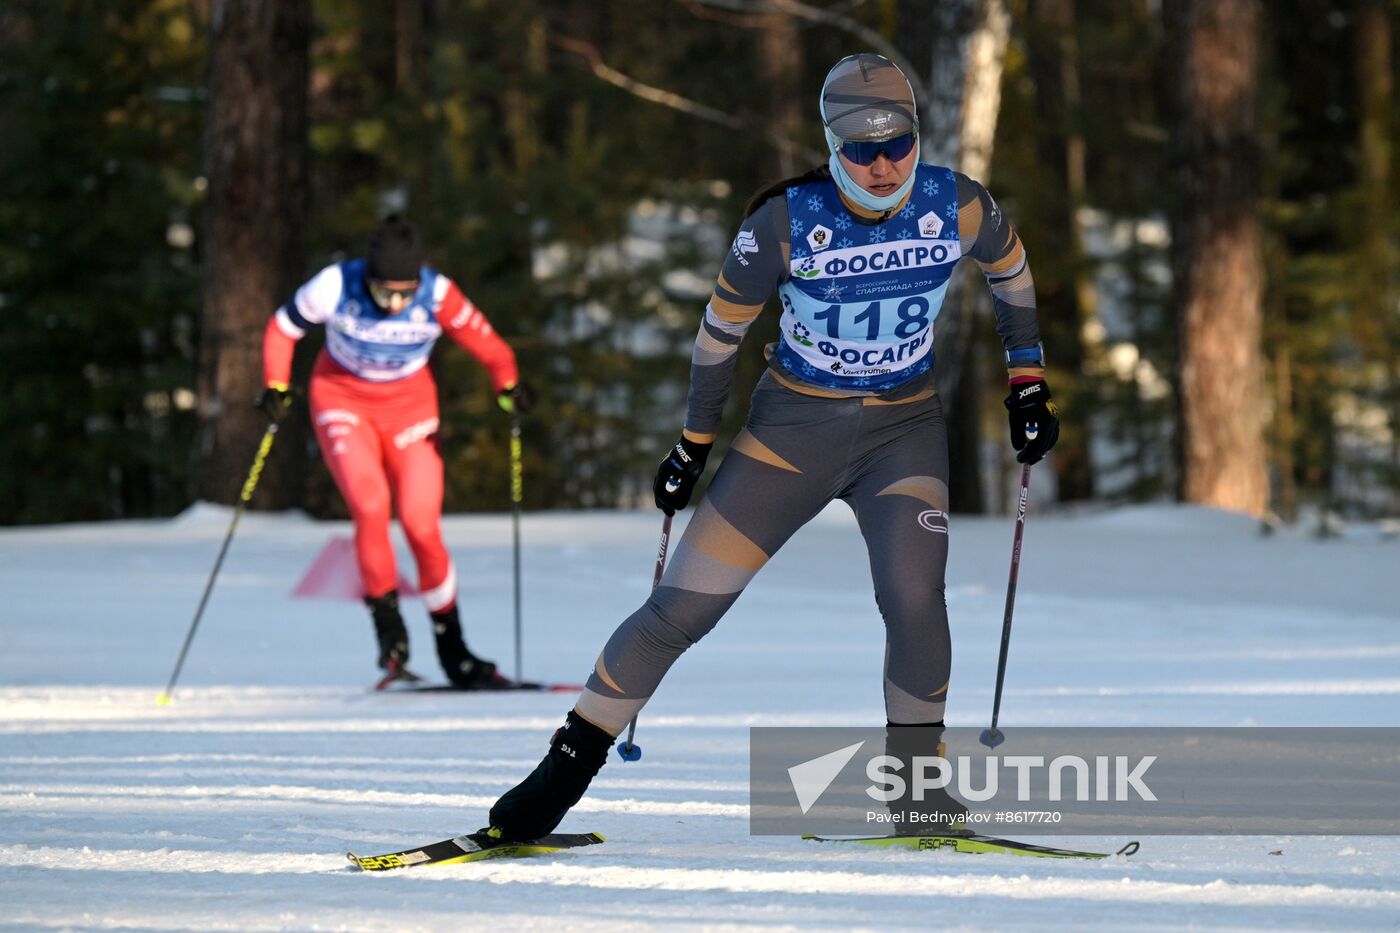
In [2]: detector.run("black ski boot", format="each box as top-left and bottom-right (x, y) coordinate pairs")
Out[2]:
(886, 722), (969, 835)
(486, 709), (613, 841)
(365, 590), (409, 672)
(430, 604), (501, 688)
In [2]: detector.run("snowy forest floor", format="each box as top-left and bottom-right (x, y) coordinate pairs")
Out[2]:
(2, 502), (1398, 931)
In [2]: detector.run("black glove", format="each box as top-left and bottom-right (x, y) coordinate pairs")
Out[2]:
(254, 383), (293, 424)
(653, 435), (713, 515)
(497, 380), (536, 416)
(1004, 379), (1060, 465)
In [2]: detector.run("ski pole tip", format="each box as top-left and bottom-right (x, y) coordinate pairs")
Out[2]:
(979, 727), (1004, 748)
(155, 693), (172, 706)
(616, 740), (642, 762)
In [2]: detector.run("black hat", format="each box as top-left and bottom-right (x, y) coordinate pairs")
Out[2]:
(366, 215), (423, 280)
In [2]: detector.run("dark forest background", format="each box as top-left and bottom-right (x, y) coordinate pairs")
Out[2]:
(1, 0), (1396, 526)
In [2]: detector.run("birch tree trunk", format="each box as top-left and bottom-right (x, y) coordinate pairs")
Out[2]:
(905, 0), (1010, 512)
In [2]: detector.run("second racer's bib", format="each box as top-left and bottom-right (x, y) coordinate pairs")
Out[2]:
(323, 258), (443, 382)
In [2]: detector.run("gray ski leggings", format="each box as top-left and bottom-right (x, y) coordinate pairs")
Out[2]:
(575, 371), (952, 734)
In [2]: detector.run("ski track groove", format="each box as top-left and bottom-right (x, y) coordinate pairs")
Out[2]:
(0, 784), (747, 817)
(1, 843), (1397, 911)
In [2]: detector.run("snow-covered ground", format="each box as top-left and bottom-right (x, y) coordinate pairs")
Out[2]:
(2, 501), (1398, 931)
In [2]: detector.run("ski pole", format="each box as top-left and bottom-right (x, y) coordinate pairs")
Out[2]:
(617, 511), (673, 761)
(980, 463), (1032, 748)
(510, 409), (524, 682)
(158, 422), (280, 704)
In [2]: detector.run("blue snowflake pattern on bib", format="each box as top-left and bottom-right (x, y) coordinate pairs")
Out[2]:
(776, 164), (962, 392)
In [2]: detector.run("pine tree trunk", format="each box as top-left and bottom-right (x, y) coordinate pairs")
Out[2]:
(1169, 0), (1268, 516)
(197, 0), (310, 507)
(395, 0), (423, 95)
(1027, 0), (1096, 502)
(1354, 0), (1397, 514)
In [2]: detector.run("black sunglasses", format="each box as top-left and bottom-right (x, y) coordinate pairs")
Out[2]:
(836, 131), (918, 167)
(368, 281), (419, 306)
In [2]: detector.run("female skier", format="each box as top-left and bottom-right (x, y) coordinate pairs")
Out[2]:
(259, 215), (532, 687)
(486, 53), (1059, 838)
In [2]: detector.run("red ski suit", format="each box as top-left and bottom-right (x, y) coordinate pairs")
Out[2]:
(263, 261), (517, 610)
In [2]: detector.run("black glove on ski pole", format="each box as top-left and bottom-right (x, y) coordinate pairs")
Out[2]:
(617, 511), (673, 761)
(158, 419), (280, 703)
(1004, 379), (1060, 465)
(981, 463), (1032, 748)
(653, 436), (712, 516)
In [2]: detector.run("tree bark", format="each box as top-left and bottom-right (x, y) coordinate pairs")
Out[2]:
(1168, 0), (1269, 516)
(197, 0), (310, 507)
(758, 10), (803, 178)
(904, 0), (1009, 513)
(1354, 0), (1397, 513)
(395, 0), (424, 95)
(911, 0), (974, 169)
(1026, 0), (1096, 502)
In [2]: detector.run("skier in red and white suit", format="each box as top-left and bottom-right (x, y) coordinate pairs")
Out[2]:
(258, 215), (530, 685)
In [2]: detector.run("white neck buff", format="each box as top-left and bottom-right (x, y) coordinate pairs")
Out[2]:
(823, 126), (921, 215)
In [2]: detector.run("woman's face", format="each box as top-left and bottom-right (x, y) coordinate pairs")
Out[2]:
(838, 146), (918, 200)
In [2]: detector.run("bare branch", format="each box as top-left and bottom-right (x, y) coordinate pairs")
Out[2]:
(687, 0), (931, 110)
(549, 33), (825, 164)
(551, 34), (744, 128)
(678, 0), (771, 28)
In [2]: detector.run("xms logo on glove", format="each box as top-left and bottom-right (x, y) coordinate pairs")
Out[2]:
(1016, 383), (1044, 401)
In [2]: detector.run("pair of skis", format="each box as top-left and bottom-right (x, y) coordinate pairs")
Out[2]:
(348, 830), (1136, 872)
